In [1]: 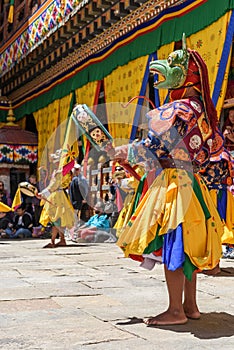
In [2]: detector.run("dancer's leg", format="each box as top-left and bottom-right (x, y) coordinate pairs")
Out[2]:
(144, 266), (188, 325)
(55, 227), (66, 246)
(43, 226), (58, 248)
(51, 226), (58, 245)
(183, 271), (200, 319)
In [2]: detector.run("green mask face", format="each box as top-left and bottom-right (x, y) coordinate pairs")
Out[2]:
(150, 33), (190, 90)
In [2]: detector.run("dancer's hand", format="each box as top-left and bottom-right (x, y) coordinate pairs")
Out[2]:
(114, 145), (129, 161)
(105, 143), (129, 162)
(104, 142), (115, 158)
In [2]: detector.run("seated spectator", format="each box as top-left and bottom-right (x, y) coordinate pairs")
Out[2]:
(0, 181), (12, 207)
(104, 198), (119, 228)
(6, 203), (33, 239)
(0, 212), (12, 238)
(24, 174), (42, 227)
(74, 201), (116, 243)
(69, 163), (89, 226)
(222, 244), (234, 259)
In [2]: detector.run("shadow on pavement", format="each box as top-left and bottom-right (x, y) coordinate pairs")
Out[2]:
(117, 312), (234, 339)
(117, 317), (144, 325)
(217, 267), (234, 277)
(42, 243), (98, 248)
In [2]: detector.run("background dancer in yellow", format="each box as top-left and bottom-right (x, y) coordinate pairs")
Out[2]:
(39, 149), (74, 248)
(114, 164), (145, 238)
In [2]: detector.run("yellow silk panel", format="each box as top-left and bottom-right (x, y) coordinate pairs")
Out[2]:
(59, 112), (79, 170)
(75, 80), (99, 149)
(187, 11), (232, 118)
(58, 93), (73, 148)
(44, 100), (60, 159)
(104, 55), (149, 146)
(75, 80), (99, 106)
(33, 107), (45, 166)
(157, 42), (174, 105)
(33, 99), (59, 167)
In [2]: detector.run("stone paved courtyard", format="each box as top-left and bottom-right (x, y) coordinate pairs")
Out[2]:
(0, 239), (234, 349)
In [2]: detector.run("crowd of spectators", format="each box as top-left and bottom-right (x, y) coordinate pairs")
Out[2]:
(0, 165), (119, 244)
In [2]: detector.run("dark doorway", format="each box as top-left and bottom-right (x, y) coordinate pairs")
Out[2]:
(10, 168), (26, 200)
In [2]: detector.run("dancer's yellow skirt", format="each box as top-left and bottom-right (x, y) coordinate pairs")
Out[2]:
(209, 189), (234, 245)
(117, 169), (223, 271)
(40, 190), (74, 229)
